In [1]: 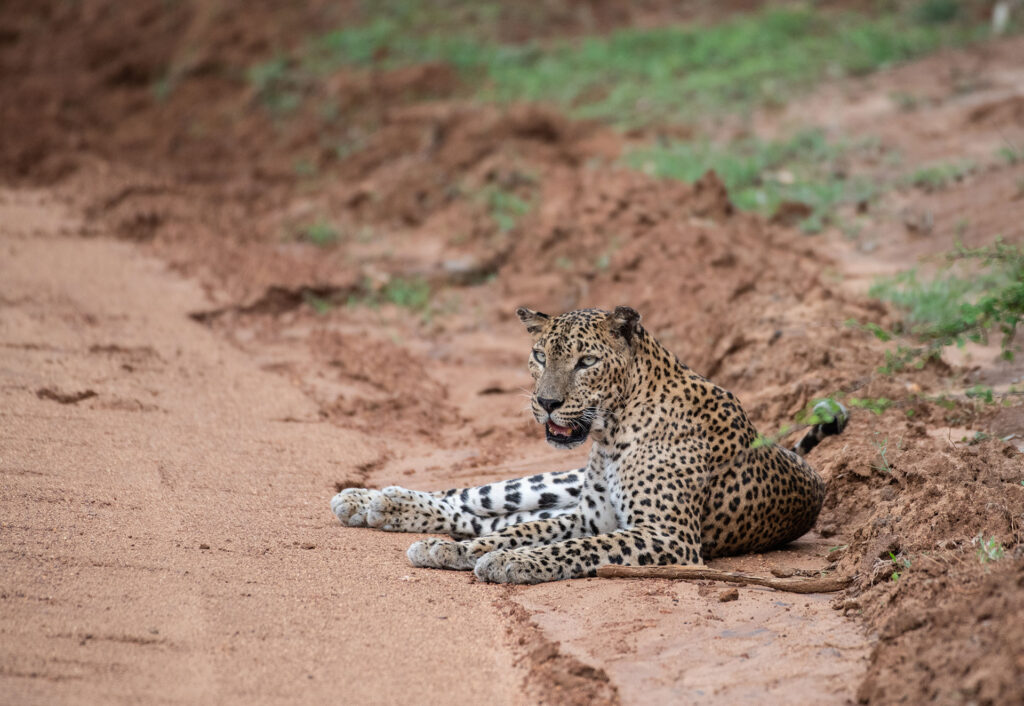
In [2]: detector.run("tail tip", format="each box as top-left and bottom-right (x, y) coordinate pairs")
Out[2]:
(812, 399), (849, 438)
(793, 400), (850, 456)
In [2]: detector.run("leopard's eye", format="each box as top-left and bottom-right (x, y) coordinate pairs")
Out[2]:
(533, 349), (546, 365)
(577, 355), (599, 369)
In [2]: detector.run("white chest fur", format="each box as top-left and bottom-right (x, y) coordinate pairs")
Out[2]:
(598, 453), (630, 531)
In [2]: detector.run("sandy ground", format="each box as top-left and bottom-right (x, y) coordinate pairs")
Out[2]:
(0, 191), (529, 705)
(1, 189), (869, 704)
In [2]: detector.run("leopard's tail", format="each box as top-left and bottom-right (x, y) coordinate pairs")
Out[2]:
(792, 401), (849, 457)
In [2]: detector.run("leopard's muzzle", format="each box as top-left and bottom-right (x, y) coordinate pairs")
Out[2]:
(543, 417), (592, 449)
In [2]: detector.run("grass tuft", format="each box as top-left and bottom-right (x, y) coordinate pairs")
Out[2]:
(381, 276), (432, 310)
(906, 161), (974, 191)
(300, 221), (340, 247)
(913, 0), (961, 25)
(629, 129), (876, 231)
(868, 240), (1024, 361)
(249, 56), (302, 115)
(347, 276), (433, 313)
(975, 534), (1006, 563)
(482, 185), (532, 233)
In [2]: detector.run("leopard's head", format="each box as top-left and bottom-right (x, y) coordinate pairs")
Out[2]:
(516, 306), (640, 449)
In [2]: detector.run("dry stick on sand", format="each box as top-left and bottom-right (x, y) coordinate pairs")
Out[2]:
(596, 565), (853, 594)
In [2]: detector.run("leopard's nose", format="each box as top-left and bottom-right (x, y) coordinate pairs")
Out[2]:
(537, 397), (563, 413)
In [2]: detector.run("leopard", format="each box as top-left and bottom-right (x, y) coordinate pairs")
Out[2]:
(331, 306), (848, 584)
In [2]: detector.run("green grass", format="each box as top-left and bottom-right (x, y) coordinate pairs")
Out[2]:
(304, 292), (335, 315)
(251, 5), (990, 124)
(248, 56), (303, 115)
(300, 220), (341, 247)
(485, 186), (532, 233)
(913, 0), (961, 25)
(864, 240), (1024, 371)
(975, 534), (1005, 563)
(998, 143), (1024, 165)
(152, 73), (176, 103)
(293, 159), (318, 177)
(870, 269), (990, 332)
(628, 129), (877, 231)
(888, 551), (911, 581)
(965, 384), (995, 404)
(869, 242), (1024, 355)
(848, 396), (895, 414)
(906, 161), (974, 191)
(246, 2), (996, 238)
(347, 276), (433, 312)
(873, 436), (894, 474)
(381, 276), (432, 310)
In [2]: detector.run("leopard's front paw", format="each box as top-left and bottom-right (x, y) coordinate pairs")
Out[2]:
(367, 486), (448, 533)
(406, 538), (477, 570)
(473, 550), (554, 584)
(330, 488), (380, 527)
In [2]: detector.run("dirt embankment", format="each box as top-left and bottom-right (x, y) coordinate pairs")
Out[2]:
(2, 1), (1023, 704)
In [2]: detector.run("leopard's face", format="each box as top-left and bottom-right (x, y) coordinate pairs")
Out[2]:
(516, 307), (639, 449)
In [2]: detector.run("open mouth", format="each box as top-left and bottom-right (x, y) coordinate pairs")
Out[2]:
(545, 418), (591, 446)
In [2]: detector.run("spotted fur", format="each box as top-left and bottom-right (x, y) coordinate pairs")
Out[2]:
(331, 306), (848, 584)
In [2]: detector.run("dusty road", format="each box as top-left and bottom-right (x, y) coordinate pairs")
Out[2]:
(0, 190), (526, 705)
(1, 190), (868, 704)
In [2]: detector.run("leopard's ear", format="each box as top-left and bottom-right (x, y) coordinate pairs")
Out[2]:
(607, 306), (641, 344)
(516, 307), (550, 336)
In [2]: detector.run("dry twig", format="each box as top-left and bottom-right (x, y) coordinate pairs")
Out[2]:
(596, 565), (853, 594)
